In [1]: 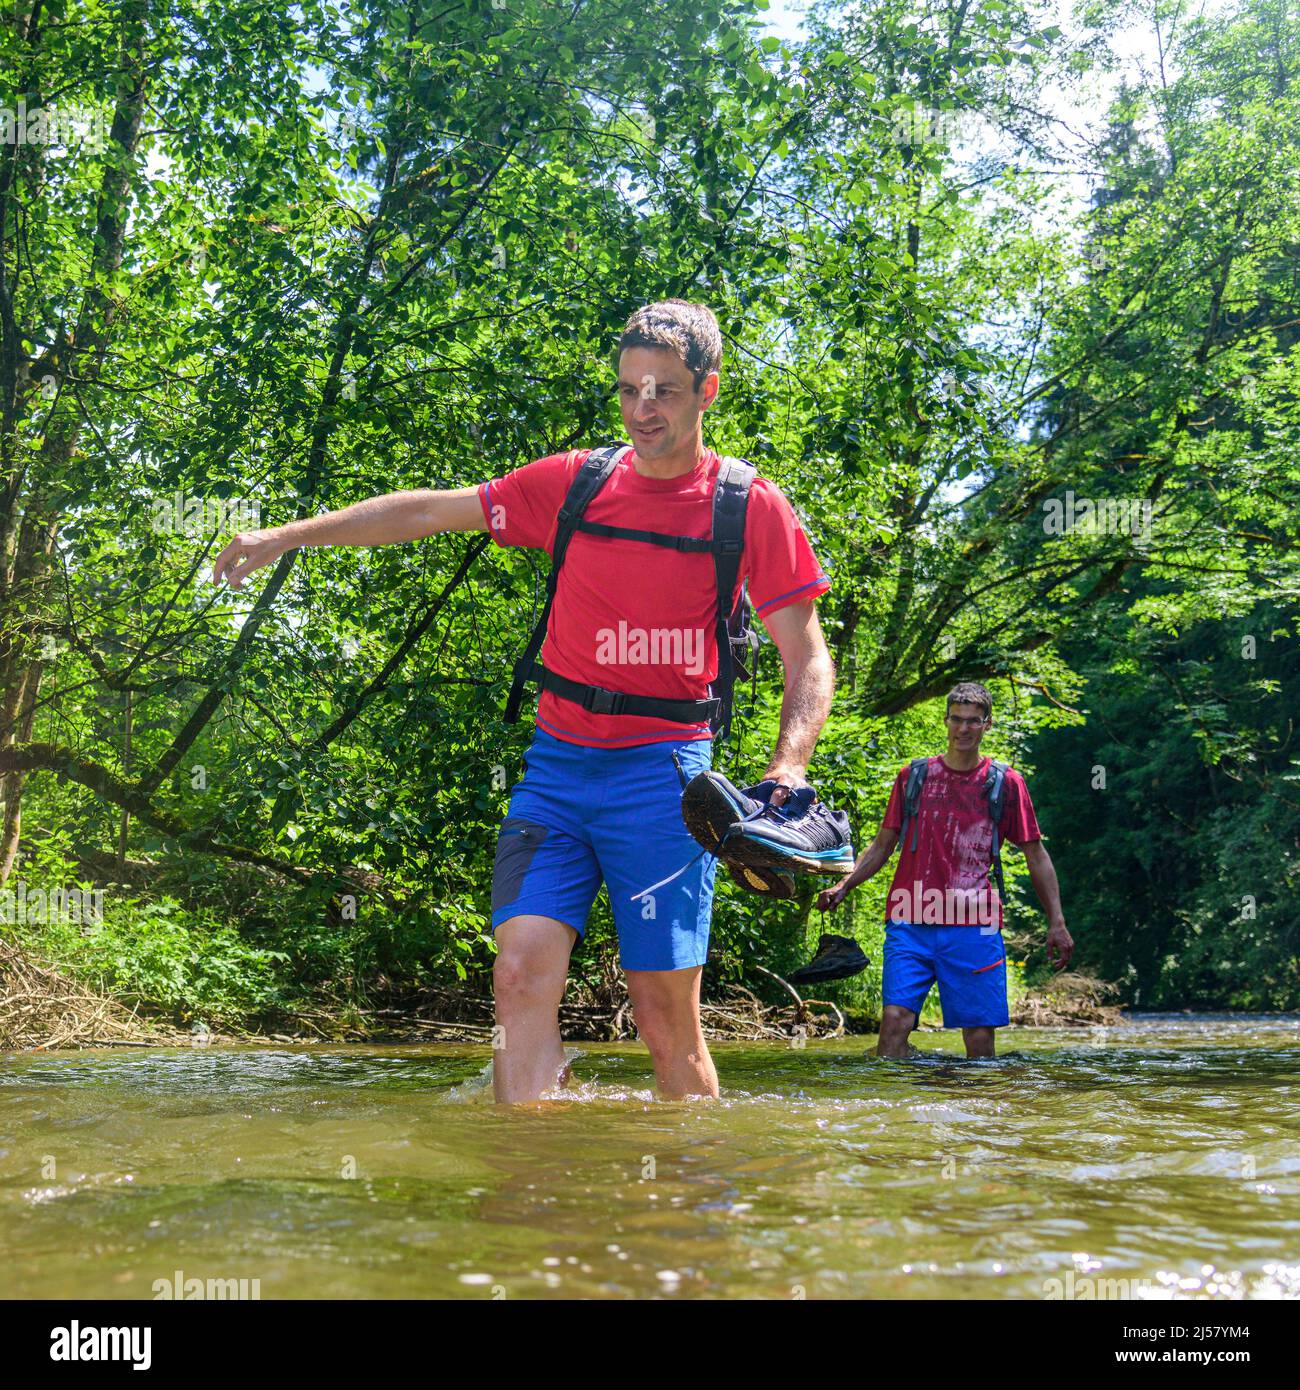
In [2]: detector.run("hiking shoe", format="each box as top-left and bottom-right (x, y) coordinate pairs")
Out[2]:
(787, 933), (870, 985)
(720, 786), (855, 876)
(681, 770), (780, 854)
(723, 859), (798, 899)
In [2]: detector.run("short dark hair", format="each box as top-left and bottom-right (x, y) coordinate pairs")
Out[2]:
(618, 299), (722, 389)
(946, 681), (992, 721)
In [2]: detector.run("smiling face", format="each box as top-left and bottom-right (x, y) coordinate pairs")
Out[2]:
(945, 701), (991, 757)
(617, 346), (718, 462)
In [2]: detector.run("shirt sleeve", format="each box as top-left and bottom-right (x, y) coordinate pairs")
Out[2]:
(1002, 769), (1042, 846)
(476, 450), (584, 552)
(881, 766), (910, 830)
(742, 478), (831, 620)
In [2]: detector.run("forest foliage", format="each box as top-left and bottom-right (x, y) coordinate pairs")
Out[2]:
(1, 0), (1296, 1027)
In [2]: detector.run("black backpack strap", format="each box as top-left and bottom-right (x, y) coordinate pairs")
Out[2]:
(983, 759), (1010, 904)
(538, 668), (719, 724)
(504, 445), (627, 723)
(572, 519), (721, 552)
(709, 455), (755, 742)
(728, 575), (760, 724)
(899, 756), (929, 854)
(984, 759), (1009, 825)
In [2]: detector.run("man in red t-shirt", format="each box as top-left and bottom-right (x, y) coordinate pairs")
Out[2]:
(817, 682), (1073, 1058)
(213, 299), (837, 1102)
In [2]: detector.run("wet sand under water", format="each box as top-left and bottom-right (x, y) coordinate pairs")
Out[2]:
(1, 1016), (1298, 1299)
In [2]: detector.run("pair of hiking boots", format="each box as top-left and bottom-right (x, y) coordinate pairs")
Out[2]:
(679, 769), (869, 985)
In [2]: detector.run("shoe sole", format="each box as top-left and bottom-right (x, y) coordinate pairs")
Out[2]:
(787, 953), (871, 985)
(724, 861), (798, 899)
(719, 827), (856, 876)
(681, 771), (758, 853)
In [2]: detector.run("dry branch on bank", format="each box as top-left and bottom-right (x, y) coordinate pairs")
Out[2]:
(280, 977), (848, 1044)
(1, 941), (1123, 1052)
(1012, 971), (1124, 1026)
(0, 938), (183, 1052)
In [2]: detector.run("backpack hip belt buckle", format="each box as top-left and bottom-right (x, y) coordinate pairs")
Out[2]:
(581, 685), (626, 716)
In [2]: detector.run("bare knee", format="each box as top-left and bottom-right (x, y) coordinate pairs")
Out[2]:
(877, 1004), (916, 1056)
(880, 1005), (915, 1036)
(630, 997), (683, 1055)
(492, 920), (572, 1019)
(494, 954), (556, 1012)
(627, 976), (701, 1057)
(963, 1027), (996, 1058)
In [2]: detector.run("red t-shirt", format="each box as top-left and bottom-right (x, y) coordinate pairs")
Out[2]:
(881, 755), (1041, 928)
(477, 446), (830, 747)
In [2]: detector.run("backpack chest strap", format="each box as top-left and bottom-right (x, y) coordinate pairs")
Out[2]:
(572, 518), (742, 554)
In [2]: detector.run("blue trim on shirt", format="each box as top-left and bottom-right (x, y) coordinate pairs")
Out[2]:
(481, 479), (503, 544)
(755, 573), (830, 615)
(535, 712), (711, 747)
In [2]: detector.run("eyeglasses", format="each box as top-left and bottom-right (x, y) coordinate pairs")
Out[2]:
(945, 714), (988, 728)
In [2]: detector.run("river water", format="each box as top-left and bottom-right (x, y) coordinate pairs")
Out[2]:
(2, 1016), (1297, 1299)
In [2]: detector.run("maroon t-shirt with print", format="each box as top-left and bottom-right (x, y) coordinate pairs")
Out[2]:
(881, 755), (1041, 928)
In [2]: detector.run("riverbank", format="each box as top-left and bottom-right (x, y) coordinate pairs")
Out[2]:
(0, 939), (188, 1051)
(2, 938), (1128, 1051)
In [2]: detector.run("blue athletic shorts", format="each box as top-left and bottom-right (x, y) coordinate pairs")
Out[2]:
(489, 728), (717, 972)
(881, 920), (1010, 1029)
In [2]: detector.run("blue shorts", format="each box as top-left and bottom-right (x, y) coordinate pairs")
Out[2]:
(881, 920), (1010, 1029)
(490, 728), (717, 972)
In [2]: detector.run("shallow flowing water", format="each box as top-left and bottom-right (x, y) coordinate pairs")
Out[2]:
(2, 1016), (1298, 1299)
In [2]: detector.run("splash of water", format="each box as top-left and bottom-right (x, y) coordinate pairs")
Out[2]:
(447, 1045), (591, 1104)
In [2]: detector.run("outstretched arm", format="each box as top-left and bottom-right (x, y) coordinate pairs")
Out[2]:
(818, 825), (901, 912)
(761, 600), (836, 807)
(212, 486), (488, 589)
(1021, 839), (1073, 969)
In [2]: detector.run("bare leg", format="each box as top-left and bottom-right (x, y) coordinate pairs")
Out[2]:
(962, 1026), (996, 1059)
(625, 966), (718, 1099)
(492, 915), (578, 1104)
(877, 1003), (917, 1057)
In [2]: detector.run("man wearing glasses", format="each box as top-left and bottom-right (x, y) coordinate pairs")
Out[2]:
(818, 682), (1072, 1058)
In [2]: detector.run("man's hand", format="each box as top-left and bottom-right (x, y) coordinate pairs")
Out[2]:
(1046, 919), (1073, 971)
(764, 763), (810, 809)
(817, 879), (852, 913)
(1023, 841), (1071, 969)
(213, 529), (289, 590)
